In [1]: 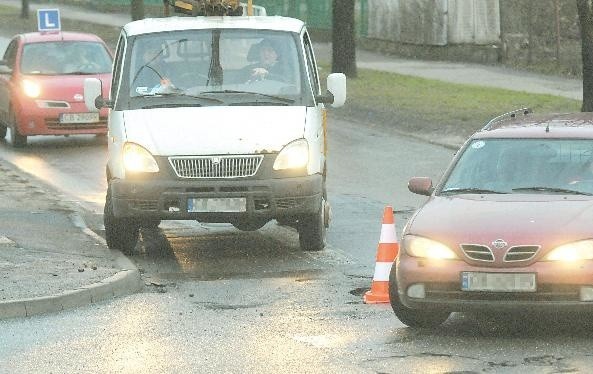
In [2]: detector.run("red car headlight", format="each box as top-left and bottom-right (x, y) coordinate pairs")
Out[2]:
(21, 79), (41, 98)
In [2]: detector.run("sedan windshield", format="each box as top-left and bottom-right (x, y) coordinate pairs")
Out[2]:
(21, 41), (112, 75)
(441, 139), (593, 195)
(126, 29), (305, 106)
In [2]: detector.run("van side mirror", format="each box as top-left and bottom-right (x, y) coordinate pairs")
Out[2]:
(316, 73), (346, 108)
(408, 177), (434, 196)
(84, 77), (112, 111)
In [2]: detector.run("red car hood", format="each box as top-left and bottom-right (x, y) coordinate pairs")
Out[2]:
(407, 194), (593, 252)
(26, 73), (111, 103)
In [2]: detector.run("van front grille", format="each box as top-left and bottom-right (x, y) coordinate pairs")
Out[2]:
(169, 155), (264, 179)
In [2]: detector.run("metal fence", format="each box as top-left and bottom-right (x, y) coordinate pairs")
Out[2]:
(99, 0), (369, 35)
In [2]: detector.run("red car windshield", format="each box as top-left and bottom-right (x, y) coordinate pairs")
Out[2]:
(442, 138), (593, 195)
(20, 41), (112, 75)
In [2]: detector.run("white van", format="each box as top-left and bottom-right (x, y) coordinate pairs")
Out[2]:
(84, 16), (346, 253)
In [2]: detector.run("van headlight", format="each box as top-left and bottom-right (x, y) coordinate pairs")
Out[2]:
(403, 235), (458, 259)
(123, 142), (159, 173)
(22, 79), (41, 98)
(273, 139), (309, 170)
(544, 240), (593, 261)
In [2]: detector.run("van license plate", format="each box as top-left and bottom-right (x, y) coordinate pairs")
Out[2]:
(187, 198), (246, 212)
(59, 112), (100, 124)
(461, 272), (536, 292)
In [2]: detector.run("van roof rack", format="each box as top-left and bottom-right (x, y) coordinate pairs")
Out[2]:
(163, 0), (244, 16)
(481, 107), (532, 131)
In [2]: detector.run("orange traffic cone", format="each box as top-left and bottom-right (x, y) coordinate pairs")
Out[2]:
(363, 205), (399, 304)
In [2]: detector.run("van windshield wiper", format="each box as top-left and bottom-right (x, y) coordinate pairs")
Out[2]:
(440, 187), (508, 195)
(141, 92), (224, 103)
(512, 186), (593, 195)
(200, 90), (295, 103)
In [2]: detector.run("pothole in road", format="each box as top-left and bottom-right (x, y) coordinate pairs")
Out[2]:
(349, 287), (368, 297)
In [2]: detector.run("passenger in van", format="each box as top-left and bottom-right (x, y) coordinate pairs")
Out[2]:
(132, 40), (175, 94)
(243, 39), (284, 82)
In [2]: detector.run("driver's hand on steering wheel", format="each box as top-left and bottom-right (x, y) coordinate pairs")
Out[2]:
(250, 67), (268, 81)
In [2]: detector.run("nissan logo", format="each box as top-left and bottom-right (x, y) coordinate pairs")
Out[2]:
(492, 239), (508, 249)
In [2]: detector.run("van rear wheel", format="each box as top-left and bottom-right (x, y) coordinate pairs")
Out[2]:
(104, 185), (140, 254)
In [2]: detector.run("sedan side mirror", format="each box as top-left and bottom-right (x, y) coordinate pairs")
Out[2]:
(0, 60), (12, 75)
(408, 177), (434, 196)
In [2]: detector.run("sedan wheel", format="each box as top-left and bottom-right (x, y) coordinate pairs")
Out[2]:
(8, 109), (26, 148)
(388, 263), (451, 328)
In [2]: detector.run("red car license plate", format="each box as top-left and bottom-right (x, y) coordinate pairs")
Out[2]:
(461, 272), (536, 292)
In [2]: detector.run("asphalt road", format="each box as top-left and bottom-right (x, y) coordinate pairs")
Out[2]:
(2, 115), (593, 373)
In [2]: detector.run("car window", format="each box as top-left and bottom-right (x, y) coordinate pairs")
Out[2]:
(441, 139), (593, 194)
(20, 41), (112, 75)
(2, 38), (18, 68)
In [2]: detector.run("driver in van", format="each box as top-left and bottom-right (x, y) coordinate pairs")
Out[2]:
(243, 39), (284, 82)
(131, 40), (175, 94)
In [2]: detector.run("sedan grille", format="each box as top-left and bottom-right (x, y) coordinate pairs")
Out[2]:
(460, 244), (494, 262)
(169, 155), (264, 179)
(504, 245), (540, 262)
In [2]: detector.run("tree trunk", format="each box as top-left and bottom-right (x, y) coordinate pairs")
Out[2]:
(131, 0), (145, 21)
(577, 0), (593, 111)
(20, 0), (29, 19)
(332, 0), (357, 77)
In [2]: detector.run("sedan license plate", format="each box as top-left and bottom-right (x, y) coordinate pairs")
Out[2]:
(59, 112), (100, 124)
(461, 272), (536, 292)
(188, 198), (246, 213)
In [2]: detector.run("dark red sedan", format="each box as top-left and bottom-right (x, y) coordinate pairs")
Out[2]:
(391, 110), (593, 327)
(0, 31), (112, 147)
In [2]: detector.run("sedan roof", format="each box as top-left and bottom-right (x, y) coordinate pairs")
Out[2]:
(19, 31), (105, 44)
(475, 112), (593, 139)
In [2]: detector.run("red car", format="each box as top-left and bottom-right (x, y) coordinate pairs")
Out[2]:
(391, 109), (593, 327)
(0, 31), (112, 147)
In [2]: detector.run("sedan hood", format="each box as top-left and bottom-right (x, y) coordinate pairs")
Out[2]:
(27, 73), (111, 102)
(408, 195), (593, 250)
(122, 106), (307, 155)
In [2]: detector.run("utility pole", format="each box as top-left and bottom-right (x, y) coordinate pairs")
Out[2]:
(131, 0), (145, 21)
(577, 0), (593, 111)
(20, 0), (29, 19)
(331, 0), (357, 77)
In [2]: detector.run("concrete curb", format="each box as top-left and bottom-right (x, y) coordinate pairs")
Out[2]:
(0, 214), (144, 320)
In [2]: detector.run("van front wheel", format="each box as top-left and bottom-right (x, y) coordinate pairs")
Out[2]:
(104, 185), (140, 254)
(297, 197), (327, 251)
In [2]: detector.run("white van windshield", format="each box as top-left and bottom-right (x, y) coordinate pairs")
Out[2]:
(128, 29), (303, 104)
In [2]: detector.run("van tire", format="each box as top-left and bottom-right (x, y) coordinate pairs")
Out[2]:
(0, 125), (6, 139)
(104, 185), (139, 254)
(297, 196), (326, 251)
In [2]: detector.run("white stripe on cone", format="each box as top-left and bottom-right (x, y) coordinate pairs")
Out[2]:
(372, 261), (393, 282)
(379, 223), (397, 244)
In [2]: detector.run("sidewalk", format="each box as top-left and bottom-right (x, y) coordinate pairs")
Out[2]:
(0, 158), (142, 319)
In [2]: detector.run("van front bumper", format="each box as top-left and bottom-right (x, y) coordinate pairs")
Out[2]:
(109, 174), (323, 222)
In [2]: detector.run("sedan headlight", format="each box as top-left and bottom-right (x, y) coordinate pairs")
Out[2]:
(403, 235), (458, 259)
(123, 142), (159, 173)
(22, 79), (41, 98)
(273, 139), (309, 170)
(544, 240), (593, 261)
